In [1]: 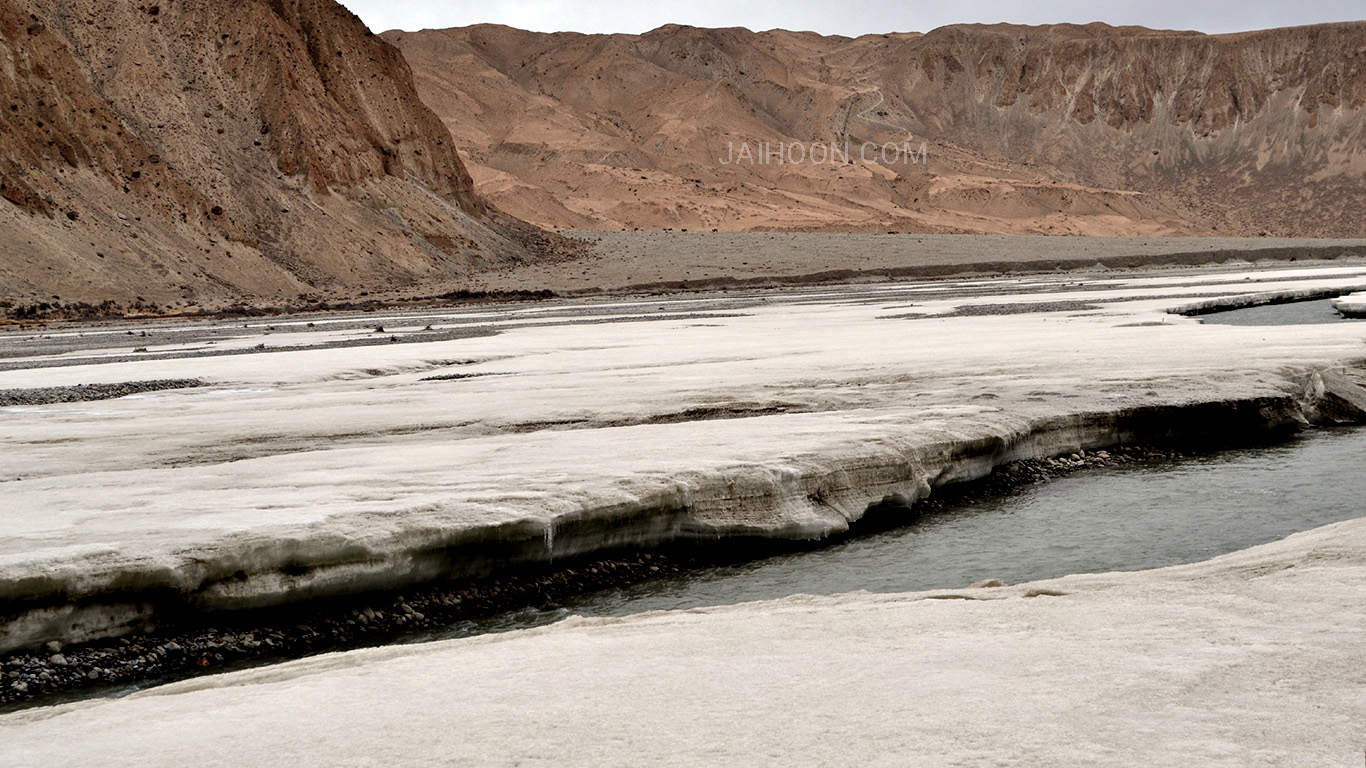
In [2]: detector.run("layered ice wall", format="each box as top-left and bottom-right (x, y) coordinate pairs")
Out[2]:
(2, 266), (1366, 651)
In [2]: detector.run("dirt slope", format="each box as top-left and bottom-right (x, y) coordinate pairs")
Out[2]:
(386, 22), (1366, 237)
(0, 0), (565, 314)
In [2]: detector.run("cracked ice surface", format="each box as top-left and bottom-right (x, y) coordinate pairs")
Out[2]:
(2, 265), (1366, 647)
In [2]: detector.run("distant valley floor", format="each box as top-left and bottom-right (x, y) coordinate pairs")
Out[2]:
(476, 232), (1366, 295)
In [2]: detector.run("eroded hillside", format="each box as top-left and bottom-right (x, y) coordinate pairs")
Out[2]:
(0, 0), (564, 313)
(387, 22), (1366, 237)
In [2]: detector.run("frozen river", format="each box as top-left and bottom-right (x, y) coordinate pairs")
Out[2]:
(3, 259), (1366, 765)
(3, 261), (1366, 654)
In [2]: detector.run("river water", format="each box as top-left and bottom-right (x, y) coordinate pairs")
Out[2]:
(422, 427), (1366, 640)
(1198, 298), (1362, 326)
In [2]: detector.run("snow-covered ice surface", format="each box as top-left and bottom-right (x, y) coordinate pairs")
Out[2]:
(2, 515), (1363, 767)
(2, 264), (1366, 651)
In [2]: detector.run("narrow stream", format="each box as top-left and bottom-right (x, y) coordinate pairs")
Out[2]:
(419, 428), (1366, 641)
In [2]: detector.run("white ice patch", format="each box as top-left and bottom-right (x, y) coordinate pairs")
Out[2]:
(1332, 291), (1366, 317)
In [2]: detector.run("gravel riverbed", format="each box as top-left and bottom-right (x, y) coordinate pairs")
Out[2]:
(0, 380), (203, 407)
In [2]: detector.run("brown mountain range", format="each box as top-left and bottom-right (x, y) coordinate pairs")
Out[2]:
(386, 21), (1366, 237)
(0, 0), (563, 312)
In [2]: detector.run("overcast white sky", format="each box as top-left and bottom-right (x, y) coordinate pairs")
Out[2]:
(340, 0), (1365, 36)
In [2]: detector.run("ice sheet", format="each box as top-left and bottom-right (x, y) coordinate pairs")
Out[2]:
(2, 265), (1366, 649)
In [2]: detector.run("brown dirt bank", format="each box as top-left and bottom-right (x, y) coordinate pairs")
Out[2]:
(475, 232), (1366, 295)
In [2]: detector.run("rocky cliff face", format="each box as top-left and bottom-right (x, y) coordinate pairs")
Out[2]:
(866, 22), (1366, 236)
(0, 0), (557, 313)
(387, 22), (1366, 237)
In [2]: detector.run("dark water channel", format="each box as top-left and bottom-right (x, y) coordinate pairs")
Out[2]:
(419, 428), (1366, 641)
